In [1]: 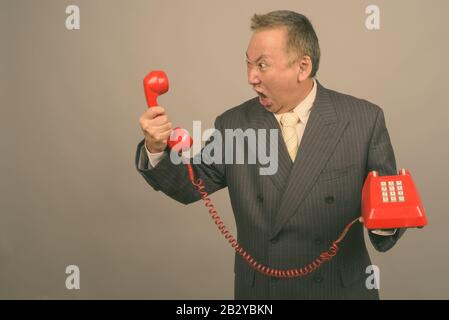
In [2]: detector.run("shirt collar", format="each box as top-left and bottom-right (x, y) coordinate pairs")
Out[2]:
(274, 78), (317, 124)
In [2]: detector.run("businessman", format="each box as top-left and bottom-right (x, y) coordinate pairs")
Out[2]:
(135, 10), (405, 299)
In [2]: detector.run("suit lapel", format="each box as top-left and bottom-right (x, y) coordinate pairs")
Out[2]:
(269, 81), (350, 240)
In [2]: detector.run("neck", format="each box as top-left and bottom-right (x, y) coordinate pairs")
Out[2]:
(276, 78), (314, 114)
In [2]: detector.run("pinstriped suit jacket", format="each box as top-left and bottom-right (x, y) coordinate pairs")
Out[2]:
(135, 80), (405, 299)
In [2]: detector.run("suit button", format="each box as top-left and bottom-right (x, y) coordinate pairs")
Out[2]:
(257, 194), (264, 202)
(313, 275), (323, 284)
(325, 196), (334, 204)
(270, 237), (278, 245)
(314, 237), (323, 245)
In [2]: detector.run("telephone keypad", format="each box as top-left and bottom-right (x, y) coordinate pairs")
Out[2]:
(381, 180), (405, 203)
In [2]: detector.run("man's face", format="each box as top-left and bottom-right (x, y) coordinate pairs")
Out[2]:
(246, 27), (301, 114)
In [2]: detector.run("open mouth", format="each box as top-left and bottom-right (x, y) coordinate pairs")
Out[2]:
(255, 90), (267, 99)
(256, 91), (271, 107)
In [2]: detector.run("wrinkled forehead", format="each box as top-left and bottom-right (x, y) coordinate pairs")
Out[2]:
(246, 27), (289, 61)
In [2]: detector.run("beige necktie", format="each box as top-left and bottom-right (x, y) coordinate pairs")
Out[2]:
(280, 112), (300, 161)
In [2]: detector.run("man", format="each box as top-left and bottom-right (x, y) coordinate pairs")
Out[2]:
(135, 10), (405, 299)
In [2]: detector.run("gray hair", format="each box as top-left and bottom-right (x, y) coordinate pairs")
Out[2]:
(250, 10), (320, 77)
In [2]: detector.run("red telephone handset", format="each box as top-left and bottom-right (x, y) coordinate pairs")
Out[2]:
(143, 70), (169, 106)
(142, 70), (428, 279)
(143, 70), (193, 153)
(361, 169), (427, 229)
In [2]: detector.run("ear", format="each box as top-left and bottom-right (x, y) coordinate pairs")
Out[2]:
(296, 55), (313, 82)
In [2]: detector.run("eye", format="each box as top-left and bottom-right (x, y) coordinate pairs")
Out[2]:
(258, 62), (268, 70)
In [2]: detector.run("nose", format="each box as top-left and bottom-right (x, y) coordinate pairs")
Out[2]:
(247, 64), (261, 86)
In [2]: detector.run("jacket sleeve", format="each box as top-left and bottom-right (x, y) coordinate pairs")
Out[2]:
(135, 116), (227, 205)
(366, 107), (406, 252)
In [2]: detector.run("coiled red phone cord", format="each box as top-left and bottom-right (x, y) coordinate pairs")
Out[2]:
(185, 163), (361, 278)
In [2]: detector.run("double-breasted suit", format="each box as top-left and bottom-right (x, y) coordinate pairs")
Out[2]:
(135, 80), (405, 299)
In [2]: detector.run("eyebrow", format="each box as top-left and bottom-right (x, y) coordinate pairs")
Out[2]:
(245, 52), (270, 63)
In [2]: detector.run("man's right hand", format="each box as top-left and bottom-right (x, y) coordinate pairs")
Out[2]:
(139, 106), (173, 153)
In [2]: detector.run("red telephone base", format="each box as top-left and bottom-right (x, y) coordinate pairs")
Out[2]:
(361, 169), (427, 229)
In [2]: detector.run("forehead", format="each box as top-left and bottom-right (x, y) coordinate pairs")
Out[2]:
(246, 27), (288, 60)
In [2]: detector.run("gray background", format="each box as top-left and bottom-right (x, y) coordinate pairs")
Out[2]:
(1, 0), (448, 299)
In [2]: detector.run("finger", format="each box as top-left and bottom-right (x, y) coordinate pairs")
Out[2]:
(144, 122), (171, 137)
(157, 122), (172, 131)
(145, 124), (172, 139)
(150, 115), (169, 126)
(159, 128), (173, 141)
(146, 106), (166, 119)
